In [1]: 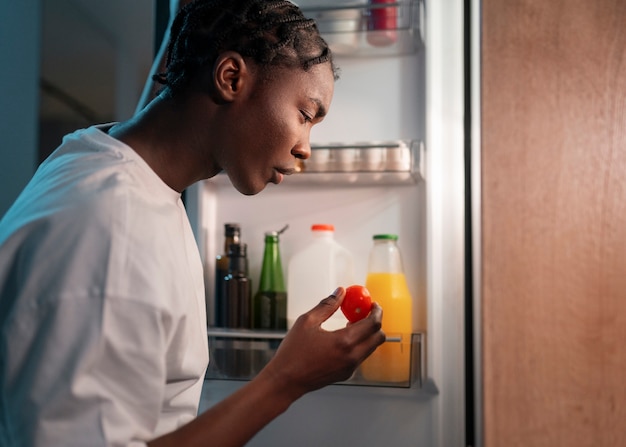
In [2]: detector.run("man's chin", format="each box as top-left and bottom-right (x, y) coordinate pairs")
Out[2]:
(231, 178), (266, 196)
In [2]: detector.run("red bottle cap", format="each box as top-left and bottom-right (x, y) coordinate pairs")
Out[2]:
(311, 224), (335, 232)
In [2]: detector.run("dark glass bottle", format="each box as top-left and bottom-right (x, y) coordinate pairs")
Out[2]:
(217, 242), (253, 378)
(214, 223), (240, 327)
(253, 228), (288, 330)
(223, 242), (252, 329)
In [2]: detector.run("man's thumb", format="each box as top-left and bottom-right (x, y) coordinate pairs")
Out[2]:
(309, 287), (345, 324)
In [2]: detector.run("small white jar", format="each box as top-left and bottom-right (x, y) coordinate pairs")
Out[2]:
(384, 142), (412, 171)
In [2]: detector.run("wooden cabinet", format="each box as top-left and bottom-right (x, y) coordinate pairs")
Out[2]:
(481, 0), (626, 445)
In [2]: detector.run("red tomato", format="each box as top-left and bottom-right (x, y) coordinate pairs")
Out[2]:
(341, 285), (373, 323)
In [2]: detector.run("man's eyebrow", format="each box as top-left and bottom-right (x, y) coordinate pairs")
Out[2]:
(310, 97), (327, 118)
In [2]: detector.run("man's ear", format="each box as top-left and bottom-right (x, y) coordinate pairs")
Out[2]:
(213, 51), (249, 102)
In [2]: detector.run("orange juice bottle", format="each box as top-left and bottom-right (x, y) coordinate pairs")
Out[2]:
(360, 234), (413, 383)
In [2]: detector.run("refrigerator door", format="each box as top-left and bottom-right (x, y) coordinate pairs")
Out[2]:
(186, 0), (468, 445)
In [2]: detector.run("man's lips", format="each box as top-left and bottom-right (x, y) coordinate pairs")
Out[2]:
(272, 167), (295, 184)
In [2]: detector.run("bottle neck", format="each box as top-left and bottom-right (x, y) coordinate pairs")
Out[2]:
(224, 234), (240, 253)
(312, 230), (334, 239)
(368, 240), (404, 274)
(228, 255), (248, 276)
(227, 243), (248, 276)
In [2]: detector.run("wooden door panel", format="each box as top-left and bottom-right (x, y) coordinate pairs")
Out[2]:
(481, 1), (626, 445)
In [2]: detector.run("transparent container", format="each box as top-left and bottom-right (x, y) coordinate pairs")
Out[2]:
(210, 140), (424, 186)
(360, 234), (414, 382)
(205, 329), (425, 388)
(366, 0), (399, 47)
(299, 0), (424, 56)
(287, 224), (355, 331)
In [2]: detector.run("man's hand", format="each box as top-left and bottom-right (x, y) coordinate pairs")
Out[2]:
(262, 287), (385, 400)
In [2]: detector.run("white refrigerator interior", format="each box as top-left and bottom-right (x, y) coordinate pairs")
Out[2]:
(187, 0), (467, 445)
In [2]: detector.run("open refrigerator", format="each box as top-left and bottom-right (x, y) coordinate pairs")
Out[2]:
(184, 0), (469, 445)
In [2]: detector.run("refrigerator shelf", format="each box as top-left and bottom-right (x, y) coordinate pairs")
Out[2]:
(205, 329), (425, 389)
(207, 140), (424, 187)
(299, 140), (423, 182)
(300, 0), (424, 57)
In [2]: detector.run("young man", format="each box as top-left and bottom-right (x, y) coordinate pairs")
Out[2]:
(0, 1), (385, 446)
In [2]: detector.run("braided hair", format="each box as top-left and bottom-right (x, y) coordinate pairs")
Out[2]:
(153, 0), (339, 95)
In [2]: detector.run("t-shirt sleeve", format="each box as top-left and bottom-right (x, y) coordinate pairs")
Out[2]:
(3, 293), (171, 447)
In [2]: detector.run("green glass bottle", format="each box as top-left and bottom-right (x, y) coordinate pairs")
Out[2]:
(253, 226), (288, 330)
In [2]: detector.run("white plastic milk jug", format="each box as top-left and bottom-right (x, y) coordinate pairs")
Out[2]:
(287, 224), (355, 331)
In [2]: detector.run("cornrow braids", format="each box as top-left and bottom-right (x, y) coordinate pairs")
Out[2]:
(153, 0), (339, 95)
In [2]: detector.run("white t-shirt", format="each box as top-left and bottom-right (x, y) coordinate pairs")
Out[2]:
(0, 125), (209, 446)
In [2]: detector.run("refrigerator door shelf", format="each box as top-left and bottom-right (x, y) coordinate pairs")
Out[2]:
(205, 329), (425, 389)
(299, 0), (424, 57)
(306, 140), (422, 175)
(207, 140), (424, 187)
